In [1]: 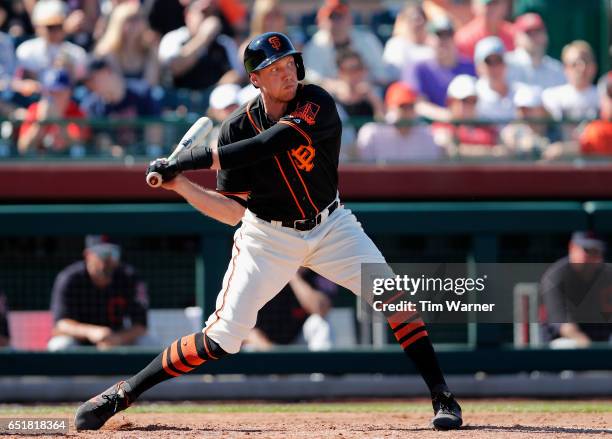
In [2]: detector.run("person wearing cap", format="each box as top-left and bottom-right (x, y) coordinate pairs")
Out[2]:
(432, 74), (500, 156)
(17, 68), (88, 155)
(331, 49), (384, 121)
(499, 84), (559, 158)
(48, 236), (153, 351)
(383, 3), (434, 81)
(539, 231), (612, 348)
(81, 57), (162, 156)
(403, 16), (476, 122)
(541, 40), (599, 141)
(158, 0), (240, 90)
(14, 0), (87, 96)
(302, 0), (390, 88)
(578, 72), (612, 156)
(356, 82), (442, 162)
(474, 36), (519, 122)
(207, 83), (241, 148)
(454, 0), (515, 60)
(505, 13), (565, 90)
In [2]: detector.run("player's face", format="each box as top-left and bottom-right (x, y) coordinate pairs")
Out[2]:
(84, 249), (119, 286)
(252, 55), (299, 103)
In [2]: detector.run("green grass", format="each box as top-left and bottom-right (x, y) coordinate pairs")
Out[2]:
(0, 400), (610, 416)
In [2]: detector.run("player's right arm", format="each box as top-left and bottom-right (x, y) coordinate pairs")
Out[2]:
(163, 174), (246, 226)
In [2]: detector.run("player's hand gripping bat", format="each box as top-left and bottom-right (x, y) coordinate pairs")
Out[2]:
(146, 116), (213, 188)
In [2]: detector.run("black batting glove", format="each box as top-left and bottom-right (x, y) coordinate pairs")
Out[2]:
(146, 158), (181, 182)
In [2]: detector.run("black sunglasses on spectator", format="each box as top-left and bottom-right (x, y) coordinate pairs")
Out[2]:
(45, 24), (63, 32)
(484, 55), (504, 66)
(435, 30), (454, 39)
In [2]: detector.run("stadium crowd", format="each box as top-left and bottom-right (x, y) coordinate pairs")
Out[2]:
(0, 0), (610, 161)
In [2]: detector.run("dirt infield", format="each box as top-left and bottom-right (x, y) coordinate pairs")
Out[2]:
(2, 400), (610, 438)
(89, 411), (609, 439)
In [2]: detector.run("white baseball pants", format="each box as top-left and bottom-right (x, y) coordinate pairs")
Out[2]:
(203, 203), (386, 353)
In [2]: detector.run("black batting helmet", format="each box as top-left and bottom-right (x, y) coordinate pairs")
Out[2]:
(243, 32), (305, 82)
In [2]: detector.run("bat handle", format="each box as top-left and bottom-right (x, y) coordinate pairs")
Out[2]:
(146, 171), (163, 188)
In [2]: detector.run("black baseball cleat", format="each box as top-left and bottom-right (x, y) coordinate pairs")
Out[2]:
(74, 381), (132, 431)
(431, 390), (463, 430)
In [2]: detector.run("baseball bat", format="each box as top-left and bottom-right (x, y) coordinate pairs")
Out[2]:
(146, 116), (214, 188)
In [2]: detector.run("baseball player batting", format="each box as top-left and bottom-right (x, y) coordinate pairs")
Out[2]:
(75, 32), (462, 431)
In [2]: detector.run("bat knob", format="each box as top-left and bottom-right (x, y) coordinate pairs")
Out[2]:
(146, 172), (163, 188)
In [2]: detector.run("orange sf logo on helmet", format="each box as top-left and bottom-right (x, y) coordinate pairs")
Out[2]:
(268, 36), (282, 50)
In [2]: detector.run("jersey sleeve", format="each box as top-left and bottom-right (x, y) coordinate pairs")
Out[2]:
(278, 85), (341, 149)
(50, 269), (76, 322)
(216, 117), (252, 195)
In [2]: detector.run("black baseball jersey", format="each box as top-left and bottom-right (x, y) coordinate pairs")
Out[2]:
(539, 257), (612, 342)
(216, 83), (342, 221)
(50, 261), (148, 331)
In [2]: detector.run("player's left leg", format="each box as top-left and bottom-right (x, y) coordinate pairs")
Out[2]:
(75, 217), (305, 430)
(73, 331), (228, 431)
(304, 205), (462, 430)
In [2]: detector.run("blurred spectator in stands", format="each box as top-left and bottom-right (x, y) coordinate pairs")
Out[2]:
(303, 0), (390, 88)
(454, 0), (515, 59)
(357, 82), (442, 162)
(0, 292), (9, 348)
(158, 0), (240, 90)
(0, 0), (34, 37)
(331, 49), (384, 122)
(95, 2), (160, 89)
(207, 83), (240, 147)
(245, 269), (337, 351)
(145, 0), (189, 39)
(14, 0), (88, 97)
(506, 13), (565, 90)
(146, 0), (245, 40)
(474, 36), (518, 122)
(540, 231), (612, 348)
(579, 72), (612, 157)
(17, 68), (88, 155)
(432, 74), (500, 156)
(0, 30), (14, 115)
(0, 29), (14, 86)
(62, 0), (99, 50)
(542, 40), (599, 137)
(48, 235), (154, 351)
(383, 3), (433, 81)
(500, 85), (559, 159)
(423, 0), (474, 28)
(81, 58), (162, 156)
(404, 16), (475, 122)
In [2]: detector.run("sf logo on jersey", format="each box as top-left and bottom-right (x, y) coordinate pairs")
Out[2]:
(291, 145), (315, 172)
(268, 36), (282, 50)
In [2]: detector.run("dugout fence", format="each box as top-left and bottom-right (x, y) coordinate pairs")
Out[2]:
(0, 202), (611, 375)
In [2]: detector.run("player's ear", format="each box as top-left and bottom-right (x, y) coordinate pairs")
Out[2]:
(249, 72), (260, 89)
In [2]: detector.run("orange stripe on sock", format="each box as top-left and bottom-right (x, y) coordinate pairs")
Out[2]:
(162, 348), (181, 377)
(170, 340), (194, 373)
(394, 319), (425, 341)
(388, 310), (418, 327)
(400, 330), (428, 349)
(181, 334), (206, 366)
(383, 292), (405, 305)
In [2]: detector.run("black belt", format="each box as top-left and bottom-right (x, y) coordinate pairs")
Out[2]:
(259, 200), (339, 231)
